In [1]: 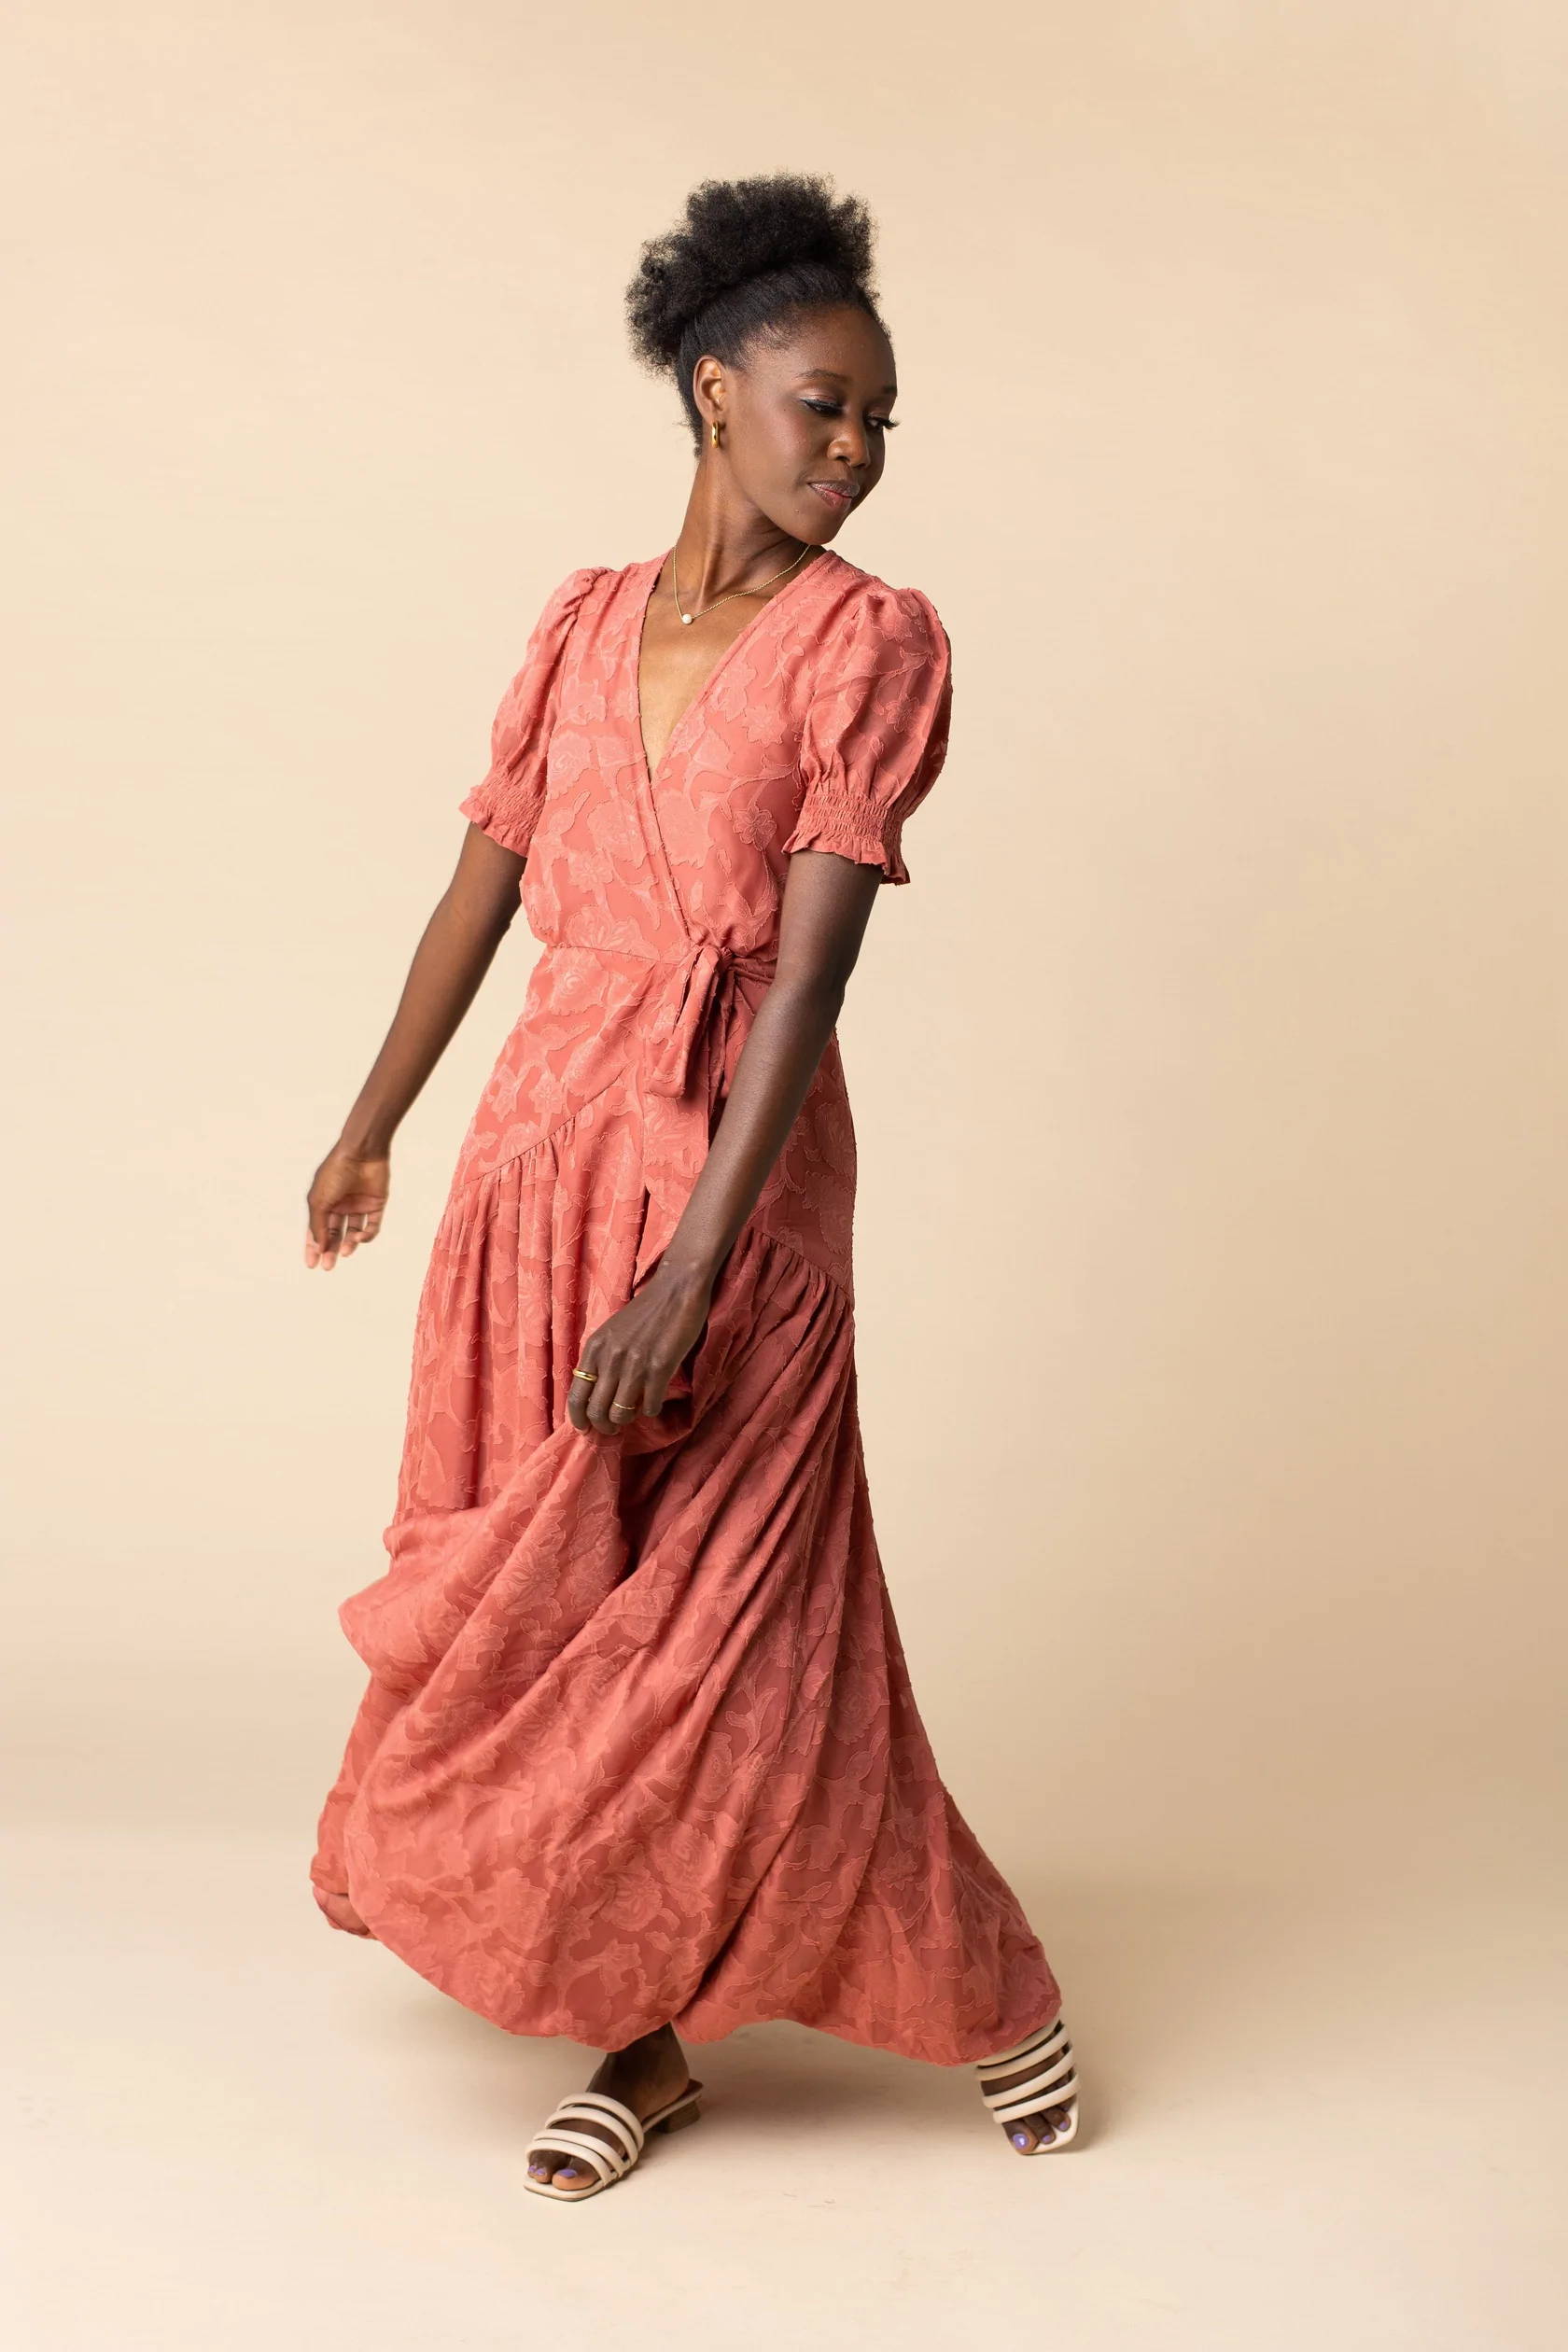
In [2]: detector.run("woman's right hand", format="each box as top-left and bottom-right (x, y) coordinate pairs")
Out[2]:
(304, 1144), (391, 1270)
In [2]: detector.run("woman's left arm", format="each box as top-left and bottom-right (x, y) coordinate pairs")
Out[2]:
(567, 851), (879, 1432)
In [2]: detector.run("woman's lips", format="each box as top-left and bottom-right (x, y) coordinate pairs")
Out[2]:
(809, 482), (857, 513)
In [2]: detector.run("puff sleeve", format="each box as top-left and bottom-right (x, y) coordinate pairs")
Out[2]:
(457, 566), (605, 857)
(781, 584), (953, 886)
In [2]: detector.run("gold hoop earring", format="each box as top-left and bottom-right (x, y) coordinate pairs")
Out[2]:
(710, 418), (721, 447)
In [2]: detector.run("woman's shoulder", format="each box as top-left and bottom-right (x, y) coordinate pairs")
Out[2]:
(811, 551), (950, 665)
(509, 562), (624, 657)
(539, 560), (620, 612)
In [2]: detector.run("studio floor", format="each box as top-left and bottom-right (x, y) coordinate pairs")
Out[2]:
(6, 1825), (1561, 2351)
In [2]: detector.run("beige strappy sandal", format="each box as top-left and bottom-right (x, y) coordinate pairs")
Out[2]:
(974, 2015), (1080, 2151)
(524, 2079), (705, 2202)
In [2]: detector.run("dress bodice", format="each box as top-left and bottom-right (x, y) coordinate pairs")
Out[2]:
(455, 547), (955, 1291)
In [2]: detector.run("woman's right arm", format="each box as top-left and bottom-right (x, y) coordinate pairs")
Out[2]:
(303, 824), (525, 1270)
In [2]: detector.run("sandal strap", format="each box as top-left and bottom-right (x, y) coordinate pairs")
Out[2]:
(546, 2092), (645, 2162)
(986, 2065), (1078, 2124)
(974, 2017), (1068, 2079)
(975, 2017), (1078, 2124)
(978, 2039), (1074, 2100)
(982, 2048), (1074, 2099)
(525, 2082), (703, 2187)
(523, 2127), (625, 2182)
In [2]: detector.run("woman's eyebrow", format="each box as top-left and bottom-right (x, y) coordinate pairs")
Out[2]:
(792, 369), (899, 397)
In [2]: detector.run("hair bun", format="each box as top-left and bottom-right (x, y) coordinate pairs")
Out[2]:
(626, 173), (877, 373)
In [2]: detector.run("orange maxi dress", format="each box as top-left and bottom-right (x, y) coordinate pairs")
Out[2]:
(311, 545), (1062, 2064)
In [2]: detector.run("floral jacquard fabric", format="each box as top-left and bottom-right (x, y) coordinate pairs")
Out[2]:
(311, 545), (1062, 2063)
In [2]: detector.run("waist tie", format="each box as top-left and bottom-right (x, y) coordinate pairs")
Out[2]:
(645, 940), (779, 1099)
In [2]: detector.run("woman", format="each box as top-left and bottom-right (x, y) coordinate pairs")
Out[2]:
(306, 173), (1077, 2201)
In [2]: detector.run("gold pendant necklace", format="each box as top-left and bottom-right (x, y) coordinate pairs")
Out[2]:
(671, 541), (816, 625)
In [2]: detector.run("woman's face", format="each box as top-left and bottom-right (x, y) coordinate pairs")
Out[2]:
(697, 305), (899, 545)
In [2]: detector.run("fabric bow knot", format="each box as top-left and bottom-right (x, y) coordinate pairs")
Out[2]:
(645, 940), (777, 1099)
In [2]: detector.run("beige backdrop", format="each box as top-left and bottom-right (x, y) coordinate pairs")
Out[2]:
(5, 5), (1563, 2347)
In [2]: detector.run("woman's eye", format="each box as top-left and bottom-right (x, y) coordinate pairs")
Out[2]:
(802, 399), (899, 431)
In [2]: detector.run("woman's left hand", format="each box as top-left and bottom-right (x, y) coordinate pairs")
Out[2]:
(567, 1262), (715, 1434)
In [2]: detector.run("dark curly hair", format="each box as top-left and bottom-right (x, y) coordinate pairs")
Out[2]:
(625, 173), (888, 449)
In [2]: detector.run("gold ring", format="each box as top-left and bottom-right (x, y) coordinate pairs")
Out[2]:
(570, 1366), (598, 1382)
(609, 1403), (637, 1417)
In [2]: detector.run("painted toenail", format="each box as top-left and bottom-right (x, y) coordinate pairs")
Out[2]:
(1012, 2129), (1031, 2148)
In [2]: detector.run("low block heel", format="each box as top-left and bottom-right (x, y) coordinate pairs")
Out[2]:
(655, 2097), (703, 2135)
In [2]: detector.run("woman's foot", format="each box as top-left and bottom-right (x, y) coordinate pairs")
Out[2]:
(975, 2015), (1079, 2152)
(527, 2024), (693, 2191)
(996, 2082), (1077, 2151)
(314, 1886), (373, 1937)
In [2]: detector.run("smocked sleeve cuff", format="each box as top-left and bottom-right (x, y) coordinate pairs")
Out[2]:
(781, 586), (953, 888)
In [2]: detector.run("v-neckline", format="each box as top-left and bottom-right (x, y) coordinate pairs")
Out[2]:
(631, 542), (834, 785)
